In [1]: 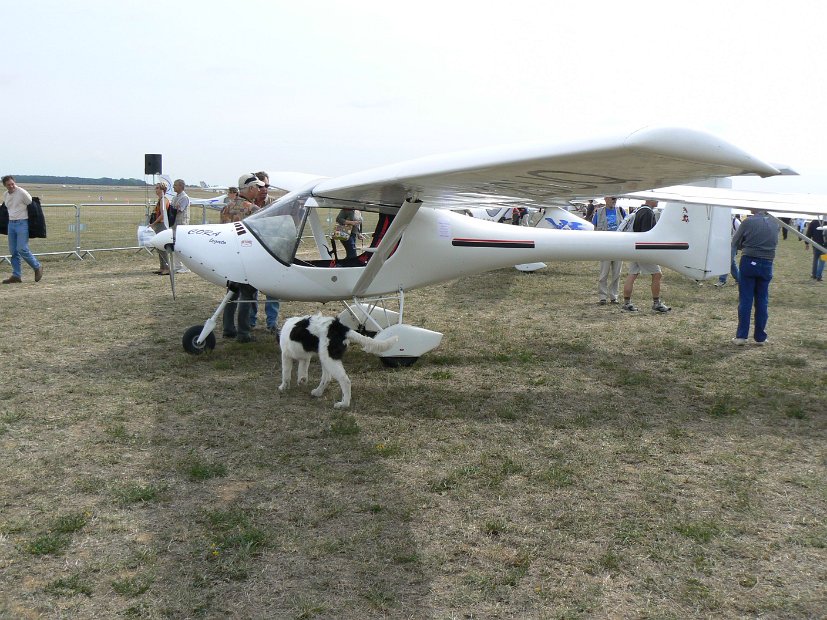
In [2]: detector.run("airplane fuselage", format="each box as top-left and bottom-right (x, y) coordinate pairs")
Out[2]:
(154, 202), (728, 301)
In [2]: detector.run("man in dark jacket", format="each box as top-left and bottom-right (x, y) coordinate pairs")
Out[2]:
(805, 217), (826, 281)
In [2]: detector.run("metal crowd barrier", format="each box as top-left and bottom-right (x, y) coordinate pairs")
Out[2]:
(0, 202), (223, 263)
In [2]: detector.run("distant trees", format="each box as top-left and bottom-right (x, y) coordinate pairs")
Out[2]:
(13, 175), (148, 186)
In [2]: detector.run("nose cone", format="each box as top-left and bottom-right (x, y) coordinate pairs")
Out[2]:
(149, 228), (174, 251)
(172, 223), (249, 287)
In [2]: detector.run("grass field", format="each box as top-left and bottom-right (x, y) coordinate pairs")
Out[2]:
(0, 200), (825, 618)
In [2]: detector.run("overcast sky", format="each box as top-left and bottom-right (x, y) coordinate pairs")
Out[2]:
(5, 0), (826, 193)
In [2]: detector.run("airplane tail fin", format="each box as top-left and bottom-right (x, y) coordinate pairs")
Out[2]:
(346, 330), (399, 355)
(200, 181), (208, 188)
(647, 202), (730, 281)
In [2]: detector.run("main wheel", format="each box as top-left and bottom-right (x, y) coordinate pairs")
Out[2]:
(380, 356), (418, 368)
(182, 324), (216, 355)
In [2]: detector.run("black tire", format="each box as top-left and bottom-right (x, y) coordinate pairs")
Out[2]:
(380, 356), (418, 368)
(182, 325), (216, 355)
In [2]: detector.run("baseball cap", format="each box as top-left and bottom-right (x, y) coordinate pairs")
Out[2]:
(238, 173), (265, 189)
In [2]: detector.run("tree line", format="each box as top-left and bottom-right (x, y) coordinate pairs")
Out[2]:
(12, 175), (147, 186)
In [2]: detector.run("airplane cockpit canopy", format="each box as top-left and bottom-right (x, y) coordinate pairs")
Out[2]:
(244, 187), (312, 264)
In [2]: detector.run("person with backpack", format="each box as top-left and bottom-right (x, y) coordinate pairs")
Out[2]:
(620, 200), (671, 313)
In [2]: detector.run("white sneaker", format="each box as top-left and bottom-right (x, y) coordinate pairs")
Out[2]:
(755, 339), (769, 346)
(731, 337), (747, 345)
(175, 268), (190, 274)
(714, 281), (726, 287)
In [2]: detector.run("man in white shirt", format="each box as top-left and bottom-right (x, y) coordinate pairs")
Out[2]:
(171, 179), (190, 273)
(2, 175), (43, 284)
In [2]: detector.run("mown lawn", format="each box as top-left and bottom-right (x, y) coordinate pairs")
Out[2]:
(0, 236), (824, 619)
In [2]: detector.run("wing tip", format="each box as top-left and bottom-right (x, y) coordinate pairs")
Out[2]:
(625, 126), (782, 178)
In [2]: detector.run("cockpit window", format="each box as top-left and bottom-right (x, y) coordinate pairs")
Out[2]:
(244, 189), (310, 264)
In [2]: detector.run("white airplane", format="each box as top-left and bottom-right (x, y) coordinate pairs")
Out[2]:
(462, 204), (593, 230)
(199, 181), (229, 192)
(148, 126), (785, 364)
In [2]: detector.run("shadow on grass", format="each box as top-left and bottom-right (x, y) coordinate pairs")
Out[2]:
(62, 336), (432, 618)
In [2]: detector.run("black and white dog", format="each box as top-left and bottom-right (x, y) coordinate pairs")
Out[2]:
(278, 313), (398, 408)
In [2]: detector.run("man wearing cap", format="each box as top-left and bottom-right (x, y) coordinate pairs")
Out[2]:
(219, 174), (263, 343)
(248, 171), (280, 336)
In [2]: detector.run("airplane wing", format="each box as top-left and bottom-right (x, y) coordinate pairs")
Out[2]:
(267, 171), (329, 194)
(299, 126), (783, 296)
(623, 185), (827, 219)
(310, 126), (780, 211)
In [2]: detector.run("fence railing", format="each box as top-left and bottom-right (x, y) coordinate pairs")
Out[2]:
(0, 203), (223, 263)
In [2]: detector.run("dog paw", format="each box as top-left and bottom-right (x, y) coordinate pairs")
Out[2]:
(278, 384), (287, 393)
(310, 389), (323, 398)
(334, 401), (350, 409)
(297, 378), (307, 386)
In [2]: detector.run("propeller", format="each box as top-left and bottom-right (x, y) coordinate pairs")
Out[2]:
(165, 239), (176, 300)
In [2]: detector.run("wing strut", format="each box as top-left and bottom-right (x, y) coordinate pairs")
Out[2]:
(768, 214), (827, 256)
(352, 198), (422, 297)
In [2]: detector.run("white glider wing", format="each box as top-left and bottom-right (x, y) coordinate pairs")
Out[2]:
(303, 126), (781, 294)
(623, 185), (827, 219)
(310, 126), (779, 211)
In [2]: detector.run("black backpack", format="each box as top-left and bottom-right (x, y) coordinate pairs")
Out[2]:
(632, 206), (656, 232)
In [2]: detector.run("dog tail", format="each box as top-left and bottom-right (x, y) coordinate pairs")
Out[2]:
(346, 330), (399, 355)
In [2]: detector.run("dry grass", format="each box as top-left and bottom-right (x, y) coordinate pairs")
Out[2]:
(0, 209), (825, 619)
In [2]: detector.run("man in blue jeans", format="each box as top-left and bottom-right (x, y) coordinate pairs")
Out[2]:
(2, 175), (43, 284)
(730, 210), (780, 345)
(805, 217), (825, 281)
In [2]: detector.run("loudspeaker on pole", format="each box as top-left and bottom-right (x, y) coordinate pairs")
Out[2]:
(144, 154), (162, 175)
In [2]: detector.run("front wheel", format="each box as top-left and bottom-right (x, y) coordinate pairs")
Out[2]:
(182, 325), (216, 355)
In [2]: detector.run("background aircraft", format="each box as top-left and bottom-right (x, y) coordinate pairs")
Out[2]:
(198, 181), (228, 192)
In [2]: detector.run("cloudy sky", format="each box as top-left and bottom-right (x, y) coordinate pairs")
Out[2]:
(5, 0), (826, 192)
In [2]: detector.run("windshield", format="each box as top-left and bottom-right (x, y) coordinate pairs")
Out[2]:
(244, 189), (310, 264)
